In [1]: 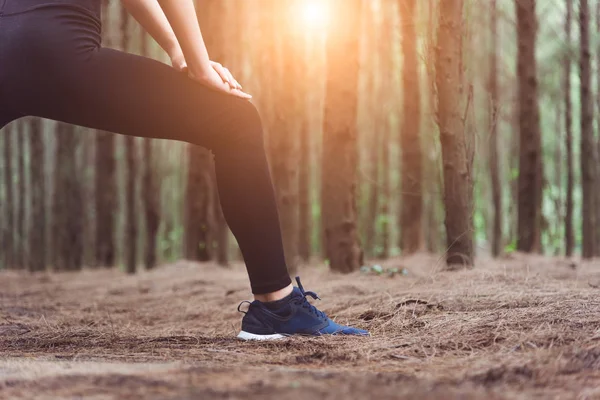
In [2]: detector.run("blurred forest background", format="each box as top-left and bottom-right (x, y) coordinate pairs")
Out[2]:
(0, 0), (596, 274)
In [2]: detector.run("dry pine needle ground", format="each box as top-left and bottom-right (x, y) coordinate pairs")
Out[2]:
(1, 253), (600, 399)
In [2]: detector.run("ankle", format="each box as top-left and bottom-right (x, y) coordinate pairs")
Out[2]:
(254, 283), (293, 303)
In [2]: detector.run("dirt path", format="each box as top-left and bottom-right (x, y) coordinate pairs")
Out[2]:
(1, 254), (600, 399)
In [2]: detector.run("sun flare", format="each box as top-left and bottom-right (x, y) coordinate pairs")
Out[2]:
(300, 1), (329, 29)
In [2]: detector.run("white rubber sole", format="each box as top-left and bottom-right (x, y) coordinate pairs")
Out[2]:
(237, 331), (287, 341)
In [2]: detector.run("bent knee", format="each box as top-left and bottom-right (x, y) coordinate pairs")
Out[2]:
(215, 98), (265, 150)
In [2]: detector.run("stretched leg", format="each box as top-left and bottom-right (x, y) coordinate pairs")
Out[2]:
(7, 32), (291, 294)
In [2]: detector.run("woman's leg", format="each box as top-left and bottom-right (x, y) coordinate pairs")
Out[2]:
(14, 46), (292, 294)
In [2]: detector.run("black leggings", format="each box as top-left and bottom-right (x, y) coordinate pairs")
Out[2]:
(0, 0), (292, 294)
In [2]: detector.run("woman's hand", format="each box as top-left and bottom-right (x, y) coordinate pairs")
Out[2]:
(189, 62), (252, 100)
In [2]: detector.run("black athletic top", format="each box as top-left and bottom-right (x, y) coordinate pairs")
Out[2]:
(0, 0), (100, 18)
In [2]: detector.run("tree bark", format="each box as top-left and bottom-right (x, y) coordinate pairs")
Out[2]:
(322, 0), (363, 273)
(184, 147), (214, 261)
(2, 124), (15, 269)
(196, 0), (230, 266)
(28, 118), (46, 272)
(53, 123), (83, 270)
(125, 136), (138, 273)
(298, 117), (311, 263)
(565, 0), (574, 257)
(16, 121), (26, 269)
(298, 38), (312, 263)
(211, 164), (229, 266)
(138, 31), (160, 270)
(489, 0), (502, 257)
(580, 0), (596, 258)
(399, 0), (423, 254)
(266, 0), (300, 274)
(435, 0), (474, 266)
(120, 6), (138, 273)
(515, 0), (543, 253)
(362, 1), (379, 257)
(595, 0), (600, 256)
(95, 0), (116, 268)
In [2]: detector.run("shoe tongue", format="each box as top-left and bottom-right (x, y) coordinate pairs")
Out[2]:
(291, 287), (305, 299)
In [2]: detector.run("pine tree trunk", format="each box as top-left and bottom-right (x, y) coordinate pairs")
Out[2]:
(515, 0), (543, 253)
(489, 0), (502, 257)
(365, 117), (381, 257)
(95, 0), (116, 268)
(28, 118), (46, 272)
(378, 2), (393, 259)
(16, 121), (26, 269)
(53, 123), (83, 270)
(595, 0), (600, 256)
(94, 131), (116, 268)
(298, 118), (311, 263)
(196, 0), (230, 266)
(212, 166), (229, 266)
(322, 0), (363, 273)
(142, 138), (160, 269)
(125, 136), (137, 273)
(424, 0), (442, 254)
(380, 121), (391, 259)
(436, 0), (474, 267)
(137, 32), (160, 270)
(2, 124), (15, 269)
(266, 0), (300, 275)
(580, 0), (596, 258)
(184, 147), (213, 262)
(298, 36), (312, 263)
(399, 0), (423, 254)
(120, 6), (137, 273)
(565, 0), (574, 257)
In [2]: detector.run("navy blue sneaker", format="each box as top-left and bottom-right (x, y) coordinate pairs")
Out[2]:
(237, 277), (369, 340)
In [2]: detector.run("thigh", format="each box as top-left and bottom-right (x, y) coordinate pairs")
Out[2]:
(24, 47), (252, 151)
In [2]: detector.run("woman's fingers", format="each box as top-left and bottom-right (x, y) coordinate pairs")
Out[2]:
(231, 88), (252, 99)
(212, 62), (235, 88)
(223, 67), (242, 90)
(189, 64), (251, 99)
(211, 62), (244, 90)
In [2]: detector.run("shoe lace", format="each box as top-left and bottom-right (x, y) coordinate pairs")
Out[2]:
(295, 276), (326, 319)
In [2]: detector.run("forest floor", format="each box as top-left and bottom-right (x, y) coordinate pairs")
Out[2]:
(1, 253), (600, 399)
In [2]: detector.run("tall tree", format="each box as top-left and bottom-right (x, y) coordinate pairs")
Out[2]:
(297, 26), (312, 264)
(53, 123), (83, 270)
(16, 121), (26, 269)
(365, 79), (381, 257)
(362, 0), (380, 257)
(515, 0), (543, 253)
(95, 0), (117, 268)
(565, 0), (574, 257)
(489, 0), (502, 257)
(182, 0), (228, 263)
(322, 0), (363, 272)
(595, 0), (600, 256)
(266, 0), (300, 274)
(579, 0), (596, 258)
(399, 0), (423, 254)
(211, 163), (229, 266)
(2, 124), (14, 269)
(423, 0), (443, 254)
(28, 118), (46, 272)
(435, 0), (473, 266)
(139, 31), (160, 269)
(184, 148), (214, 262)
(121, 6), (138, 273)
(378, 0), (394, 259)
